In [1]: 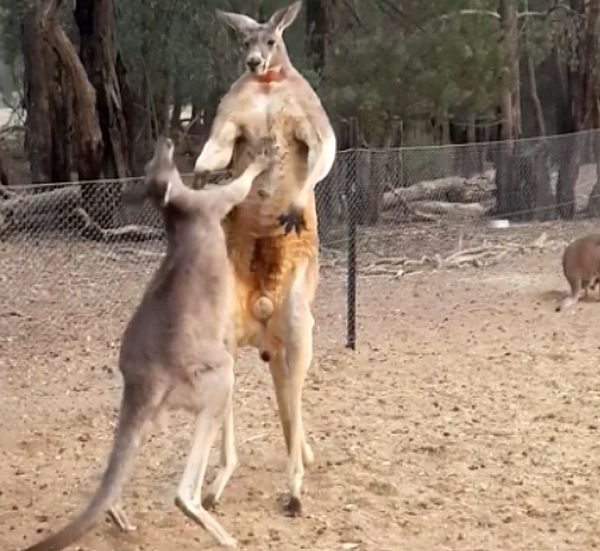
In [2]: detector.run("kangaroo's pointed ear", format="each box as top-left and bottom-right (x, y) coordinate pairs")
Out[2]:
(154, 137), (175, 164)
(267, 1), (302, 33)
(216, 9), (261, 33)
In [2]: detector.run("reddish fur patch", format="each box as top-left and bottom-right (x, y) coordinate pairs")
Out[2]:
(254, 68), (284, 86)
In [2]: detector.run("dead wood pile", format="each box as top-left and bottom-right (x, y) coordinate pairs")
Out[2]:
(382, 171), (495, 221)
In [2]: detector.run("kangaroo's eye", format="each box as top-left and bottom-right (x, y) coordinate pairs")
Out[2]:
(244, 39), (250, 47)
(267, 39), (275, 47)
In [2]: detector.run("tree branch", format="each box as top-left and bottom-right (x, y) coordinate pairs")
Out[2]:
(439, 9), (501, 21)
(374, 0), (425, 31)
(341, 0), (362, 26)
(517, 4), (575, 18)
(438, 4), (575, 22)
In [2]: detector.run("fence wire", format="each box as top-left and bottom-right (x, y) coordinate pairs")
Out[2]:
(2, 129), (600, 350)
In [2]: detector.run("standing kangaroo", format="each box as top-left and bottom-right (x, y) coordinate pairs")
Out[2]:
(556, 234), (600, 312)
(194, 1), (336, 516)
(22, 138), (271, 550)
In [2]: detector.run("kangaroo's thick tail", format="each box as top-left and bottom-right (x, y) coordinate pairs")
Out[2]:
(23, 389), (151, 551)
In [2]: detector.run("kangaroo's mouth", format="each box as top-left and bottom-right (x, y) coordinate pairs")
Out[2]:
(247, 59), (267, 74)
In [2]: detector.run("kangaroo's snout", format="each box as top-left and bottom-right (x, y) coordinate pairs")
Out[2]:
(246, 56), (263, 72)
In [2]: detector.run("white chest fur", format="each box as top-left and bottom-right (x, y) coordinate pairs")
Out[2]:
(251, 93), (271, 117)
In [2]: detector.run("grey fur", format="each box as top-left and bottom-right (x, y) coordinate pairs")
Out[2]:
(22, 137), (270, 551)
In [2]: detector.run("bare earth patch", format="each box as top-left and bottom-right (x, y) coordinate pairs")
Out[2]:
(2, 220), (600, 551)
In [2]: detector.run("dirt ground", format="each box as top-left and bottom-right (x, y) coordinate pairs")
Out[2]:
(3, 219), (600, 551)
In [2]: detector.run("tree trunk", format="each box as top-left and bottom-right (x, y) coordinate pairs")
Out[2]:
(170, 71), (184, 134)
(557, 141), (581, 219)
(0, 152), (10, 189)
(306, 0), (337, 79)
(356, 151), (376, 225)
(522, 1), (553, 219)
(558, 0), (600, 218)
(496, 0), (519, 216)
(588, 126), (600, 215)
(75, 0), (136, 226)
(21, 3), (53, 184)
(455, 116), (478, 178)
(524, 0), (546, 139)
(48, 58), (77, 183)
(116, 53), (141, 172)
(584, 0), (600, 215)
(39, 0), (105, 227)
(305, 0), (327, 76)
(75, 0), (132, 180)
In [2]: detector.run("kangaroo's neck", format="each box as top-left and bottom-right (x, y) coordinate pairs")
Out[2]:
(252, 46), (296, 83)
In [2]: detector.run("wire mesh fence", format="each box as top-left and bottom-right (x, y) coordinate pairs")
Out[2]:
(2, 129), (600, 352)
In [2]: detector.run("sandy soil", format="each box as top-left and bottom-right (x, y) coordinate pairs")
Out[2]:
(2, 219), (600, 551)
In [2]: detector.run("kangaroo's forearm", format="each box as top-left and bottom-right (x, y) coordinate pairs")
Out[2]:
(166, 186), (203, 212)
(297, 134), (336, 202)
(194, 120), (238, 173)
(205, 166), (263, 216)
(218, 171), (256, 206)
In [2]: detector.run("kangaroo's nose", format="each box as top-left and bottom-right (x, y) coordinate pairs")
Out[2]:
(247, 58), (261, 71)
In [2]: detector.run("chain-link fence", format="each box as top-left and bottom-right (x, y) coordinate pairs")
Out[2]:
(2, 129), (600, 353)
(314, 129), (600, 347)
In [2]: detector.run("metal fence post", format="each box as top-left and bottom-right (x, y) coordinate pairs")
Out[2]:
(345, 150), (358, 350)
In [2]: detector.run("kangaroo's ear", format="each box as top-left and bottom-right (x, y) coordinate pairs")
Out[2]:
(267, 1), (302, 34)
(140, 137), (179, 207)
(216, 9), (261, 33)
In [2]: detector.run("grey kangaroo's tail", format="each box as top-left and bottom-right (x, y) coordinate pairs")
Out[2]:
(23, 386), (152, 551)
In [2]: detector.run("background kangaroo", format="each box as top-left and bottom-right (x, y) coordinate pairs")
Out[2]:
(556, 234), (600, 312)
(193, 1), (337, 516)
(22, 138), (270, 550)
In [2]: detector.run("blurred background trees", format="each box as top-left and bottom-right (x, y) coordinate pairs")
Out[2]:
(1, 0), (599, 221)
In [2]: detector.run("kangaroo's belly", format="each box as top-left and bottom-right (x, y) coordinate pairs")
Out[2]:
(230, 98), (311, 236)
(225, 94), (319, 349)
(226, 210), (319, 350)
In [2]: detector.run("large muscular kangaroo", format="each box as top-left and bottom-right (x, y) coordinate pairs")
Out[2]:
(194, 1), (336, 516)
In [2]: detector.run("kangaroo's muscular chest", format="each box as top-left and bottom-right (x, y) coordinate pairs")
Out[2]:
(226, 83), (312, 236)
(233, 84), (305, 141)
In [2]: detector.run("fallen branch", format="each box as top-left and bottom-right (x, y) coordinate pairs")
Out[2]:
(0, 125), (26, 137)
(380, 188), (439, 222)
(411, 200), (487, 218)
(73, 207), (163, 242)
(360, 233), (550, 276)
(382, 173), (494, 211)
(1, 186), (82, 232)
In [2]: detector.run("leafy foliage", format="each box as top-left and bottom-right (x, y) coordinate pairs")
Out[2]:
(0, 0), (594, 145)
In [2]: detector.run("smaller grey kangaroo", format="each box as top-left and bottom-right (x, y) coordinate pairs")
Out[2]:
(22, 137), (271, 551)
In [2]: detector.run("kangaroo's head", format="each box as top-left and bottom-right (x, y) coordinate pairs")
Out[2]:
(144, 137), (183, 208)
(216, 1), (302, 77)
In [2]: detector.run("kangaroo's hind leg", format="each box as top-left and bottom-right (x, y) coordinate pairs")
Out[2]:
(174, 347), (236, 547)
(107, 502), (137, 532)
(106, 393), (168, 532)
(201, 392), (238, 510)
(201, 326), (239, 511)
(557, 276), (582, 312)
(280, 259), (317, 517)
